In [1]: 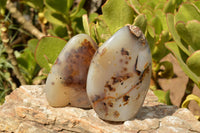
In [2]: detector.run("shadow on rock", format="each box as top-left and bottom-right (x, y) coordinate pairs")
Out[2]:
(135, 105), (178, 120)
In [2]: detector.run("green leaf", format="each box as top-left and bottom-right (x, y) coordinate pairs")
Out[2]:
(102, 0), (135, 34)
(166, 13), (191, 56)
(165, 41), (200, 87)
(158, 61), (174, 79)
(194, 1), (200, 9)
(54, 25), (68, 38)
(154, 90), (171, 105)
(70, 0), (86, 18)
(146, 29), (156, 52)
(186, 50), (200, 76)
(176, 20), (200, 51)
(152, 30), (170, 62)
(45, 0), (68, 13)
(22, 0), (44, 10)
(71, 9), (87, 34)
(151, 15), (163, 35)
(47, 25), (68, 38)
(0, 0), (7, 9)
(95, 17), (112, 44)
(67, 0), (74, 11)
(44, 10), (68, 26)
(176, 22), (191, 46)
(164, 0), (176, 13)
(35, 36), (66, 73)
(133, 14), (147, 33)
(175, 3), (200, 23)
(182, 94), (200, 108)
(72, 8), (87, 18)
(89, 13), (98, 22)
(128, 0), (141, 14)
(27, 39), (39, 54)
(155, 9), (168, 31)
(15, 49), (40, 84)
(184, 20), (200, 50)
(82, 14), (90, 36)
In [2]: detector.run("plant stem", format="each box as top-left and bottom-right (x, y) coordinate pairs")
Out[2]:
(0, 22), (26, 85)
(6, 0), (45, 39)
(66, 23), (73, 39)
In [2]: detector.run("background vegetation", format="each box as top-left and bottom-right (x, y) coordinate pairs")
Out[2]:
(0, 0), (200, 119)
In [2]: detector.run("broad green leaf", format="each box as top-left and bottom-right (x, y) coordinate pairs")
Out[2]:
(67, 0), (74, 11)
(155, 9), (168, 31)
(22, 0), (44, 10)
(35, 36), (66, 72)
(185, 20), (200, 50)
(164, 0), (176, 13)
(53, 25), (68, 38)
(44, 10), (68, 26)
(27, 39), (39, 54)
(175, 3), (200, 23)
(89, 13), (99, 22)
(151, 15), (162, 35)
(176, 22), (191, 47)
(142, 8), (153, 22)
(186, 50), (200, 76)
(128, 0), (141, 14)
(165, 41), (200, 87)
(176, 20), (200, 50)
(45, 0), (68, 14)
(102, 0), (135, 34)
(154, 90), (171, 105)
(147, 25), (155, 39)
(166, 13), (191, 56)
(194, 1), (200, 9)
(146, 28), (156, 52)
(133, 14), (147, 33)
(155, 2), (165, 10)
(182, 94), (200, 108)
(48, 25), (68, 39)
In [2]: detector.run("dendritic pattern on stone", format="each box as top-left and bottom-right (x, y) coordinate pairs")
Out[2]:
(45, 34), (98, 108)
(87, 25), (152, 121)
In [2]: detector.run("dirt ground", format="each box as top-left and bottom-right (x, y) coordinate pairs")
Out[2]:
(158, 54), (200, 116)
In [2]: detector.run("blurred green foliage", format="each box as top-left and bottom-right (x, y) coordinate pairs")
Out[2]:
(165, 2), (200, 110)
(0, 0), (200, 117)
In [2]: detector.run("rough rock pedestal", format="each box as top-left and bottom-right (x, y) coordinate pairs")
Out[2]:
(0, 85), (199, 133)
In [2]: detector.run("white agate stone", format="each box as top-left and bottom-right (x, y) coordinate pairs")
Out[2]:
(86, 25), (152, 121)
(45, 34), (98, 108)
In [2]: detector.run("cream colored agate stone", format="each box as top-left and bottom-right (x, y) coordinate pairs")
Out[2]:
(86, 25), (152, 121)
(45, 34), (98, 108)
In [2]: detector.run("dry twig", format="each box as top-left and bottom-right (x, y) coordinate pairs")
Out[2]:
(6, 0), (45, 39)
(0, 22), (26, 85)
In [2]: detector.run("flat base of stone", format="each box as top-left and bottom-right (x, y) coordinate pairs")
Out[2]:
(0, 85), (199, 133)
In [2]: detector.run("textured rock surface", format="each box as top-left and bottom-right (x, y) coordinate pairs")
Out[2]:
(0, 85), (200, 133)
